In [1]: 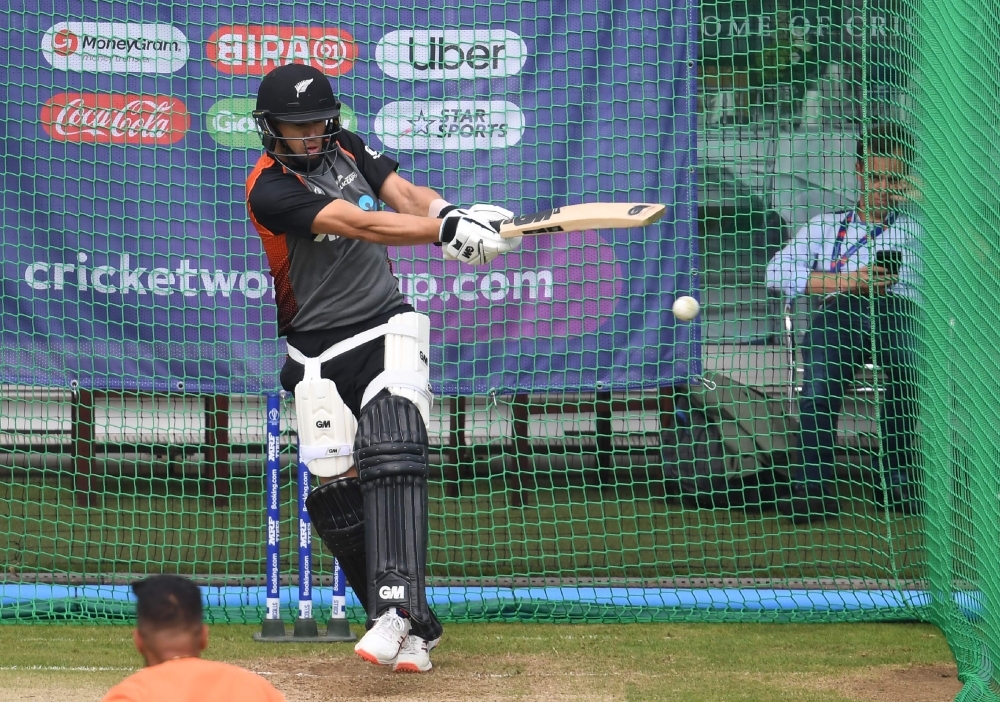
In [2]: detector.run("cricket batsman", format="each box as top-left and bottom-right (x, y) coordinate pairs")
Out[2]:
(245, 64), (521, 672)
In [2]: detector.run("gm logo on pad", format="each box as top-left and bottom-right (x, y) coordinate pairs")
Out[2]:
(379, 585), (406, 600)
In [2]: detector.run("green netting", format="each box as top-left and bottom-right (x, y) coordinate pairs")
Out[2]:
(914, 0), (1000, 694)
(2, 2), (1000, 699)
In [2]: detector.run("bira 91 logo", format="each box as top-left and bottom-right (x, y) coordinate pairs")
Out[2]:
(374, 100), (524, 151)
(206, 26), (356, 75)
(375, 30), (528, 80)
(41, 23), (189, 73)
(40, 94), (189, 144)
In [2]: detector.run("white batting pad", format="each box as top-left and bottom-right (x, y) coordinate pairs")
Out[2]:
(362, 311), (433, 425)
(294, 377), (357, 477)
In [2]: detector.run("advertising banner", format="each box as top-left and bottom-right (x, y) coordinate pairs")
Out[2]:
(1, 0), (700, 394)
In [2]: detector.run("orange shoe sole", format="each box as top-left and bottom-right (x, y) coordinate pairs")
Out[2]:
(355, 649), (391, 667)
(392, 662), (432, 673)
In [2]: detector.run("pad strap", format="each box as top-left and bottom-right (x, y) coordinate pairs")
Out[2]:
(286, 313), (430, 381)
(361, 369), (434, 412)
(286, 323), (391, 380)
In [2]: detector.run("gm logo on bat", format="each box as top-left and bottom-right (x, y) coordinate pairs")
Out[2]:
(511, 208), (560, 226)
(508, 208), (565, 235)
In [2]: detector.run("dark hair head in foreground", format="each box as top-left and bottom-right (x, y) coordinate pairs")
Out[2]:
(131, 574), (208, 665)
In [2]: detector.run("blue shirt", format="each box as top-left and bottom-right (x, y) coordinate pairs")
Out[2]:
(765, 210), (922, 302)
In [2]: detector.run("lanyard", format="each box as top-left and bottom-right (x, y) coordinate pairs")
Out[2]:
(828, 210), (897, 272)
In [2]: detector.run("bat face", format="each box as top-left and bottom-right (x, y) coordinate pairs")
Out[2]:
(497, 202), (666, 238)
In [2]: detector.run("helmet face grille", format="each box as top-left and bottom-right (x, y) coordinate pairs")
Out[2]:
(253, 112), (342, 176)
(254, 64), (343, 176)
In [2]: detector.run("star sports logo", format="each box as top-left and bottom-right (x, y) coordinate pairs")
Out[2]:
(41, 23), (189, 73)
(375, 100), (525, 150)
(206, 26), (356, 75)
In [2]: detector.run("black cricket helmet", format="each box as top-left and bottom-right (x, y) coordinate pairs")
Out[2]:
(253, 64), (342, 175)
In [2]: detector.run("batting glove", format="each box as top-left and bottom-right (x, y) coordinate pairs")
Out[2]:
(467, 203), (515, 224)
(439, 210), (520, 266)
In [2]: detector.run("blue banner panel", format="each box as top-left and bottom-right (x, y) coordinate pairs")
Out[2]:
(0, 0), (700, 394)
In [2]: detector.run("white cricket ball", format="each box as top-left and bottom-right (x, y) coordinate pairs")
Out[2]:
(672, 295), (700, 321)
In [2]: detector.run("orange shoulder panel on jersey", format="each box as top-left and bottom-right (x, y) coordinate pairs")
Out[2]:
(246, 153), (298, 332)
(245, 152), (278, 200)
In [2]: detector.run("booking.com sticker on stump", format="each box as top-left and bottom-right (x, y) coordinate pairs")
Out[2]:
(390, 231), (623, 346)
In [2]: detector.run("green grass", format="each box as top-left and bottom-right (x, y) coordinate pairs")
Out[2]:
(0, 622), (957, 701)
(2, 471), (925, 587)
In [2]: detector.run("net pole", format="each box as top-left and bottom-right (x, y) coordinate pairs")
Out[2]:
(254, 392), (286, 641)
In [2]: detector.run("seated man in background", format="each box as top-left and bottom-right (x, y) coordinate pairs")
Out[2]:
(102, 575), (285, 702)
(766, 123), (921, 521)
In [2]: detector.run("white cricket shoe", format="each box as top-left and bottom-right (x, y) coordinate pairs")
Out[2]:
(354, 608), (410, 666)
(392, 634), (441, 673)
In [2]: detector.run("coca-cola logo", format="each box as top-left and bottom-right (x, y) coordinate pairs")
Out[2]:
(52, 29), (79, 56)
(205, 26), (356, 75)
(40, 93), (189, 144)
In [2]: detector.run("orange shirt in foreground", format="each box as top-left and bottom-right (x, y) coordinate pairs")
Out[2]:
(102, 656), (285, 702)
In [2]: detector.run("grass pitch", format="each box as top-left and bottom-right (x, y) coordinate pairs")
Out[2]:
(0, 622), (958, 702)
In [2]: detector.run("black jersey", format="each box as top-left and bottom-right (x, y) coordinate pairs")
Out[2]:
(246, 130), (407, 336)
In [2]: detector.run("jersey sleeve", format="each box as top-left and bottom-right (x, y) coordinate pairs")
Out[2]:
(247, 167), (334, 238)
(337, 130), (399, 197)
(765, 219), (826, 300)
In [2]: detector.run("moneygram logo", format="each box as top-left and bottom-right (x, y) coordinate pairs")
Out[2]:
(374, 100), (524, 151)
(376, 30), (528, 80)
(52, 29), (79, 56)
(207, 98), (356, 148)
(206, 26), (356, 75)
(41, 23), (189, 73)
(40, 93), (189, 144)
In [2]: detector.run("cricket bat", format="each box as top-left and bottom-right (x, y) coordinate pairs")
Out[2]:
(497, 202), (666, 239)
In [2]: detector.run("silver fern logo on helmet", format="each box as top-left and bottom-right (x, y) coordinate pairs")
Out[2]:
(294, 78), (314, 97)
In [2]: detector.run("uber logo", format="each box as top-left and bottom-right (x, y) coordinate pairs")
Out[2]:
(379, 585), (405, 600)
(411, 36), (504, 71)
(376, 30), (527, 80)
